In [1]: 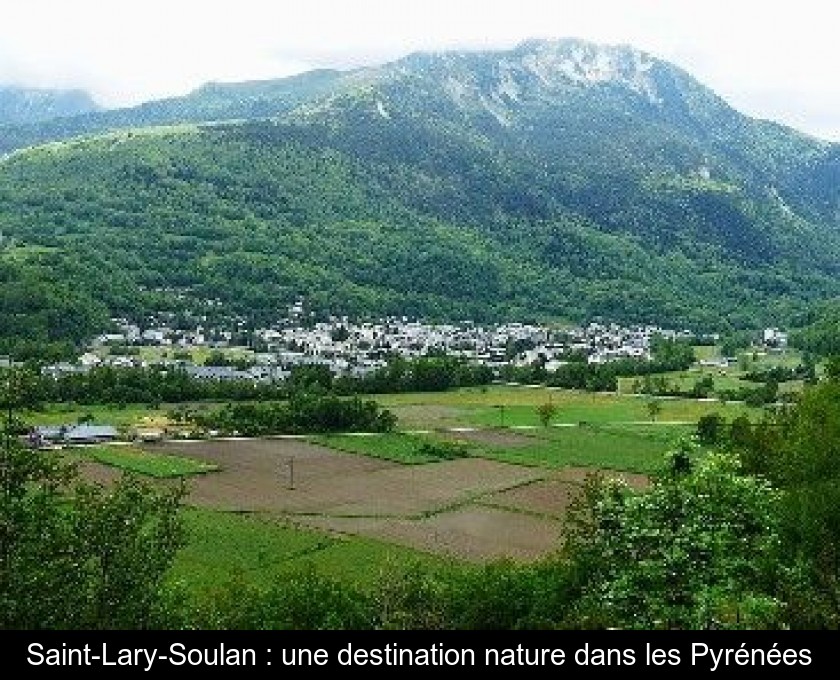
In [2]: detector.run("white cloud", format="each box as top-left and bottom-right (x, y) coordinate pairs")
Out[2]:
(0, 0), (837, 139)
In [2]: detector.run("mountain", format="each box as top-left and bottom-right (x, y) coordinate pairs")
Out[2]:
(0, 85), (98, 125)
(2, 39), (840, 356)
(0, 71), (342, 155)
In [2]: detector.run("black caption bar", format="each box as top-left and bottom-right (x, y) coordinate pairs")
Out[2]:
(8, 630), (834, 676)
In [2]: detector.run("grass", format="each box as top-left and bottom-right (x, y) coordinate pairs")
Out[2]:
(170, 508), (452, 593)
(378, 385), (757, 430)
(742, 347), (804, 370)
(458, 423), (691, 474)
(309, 432), (444, 464)
(617, 368), (749, 395)
(24, 383), (762, 434)
(464, 397), (752, 428)
(692, 344), (721, 361)
(313, 418), (691, 475)
(23, 403), (161, 427)
(617, 347), (806, 397)
(377, 384), (567, 408)
(82, 445), (220, 478)
(126, 345), (256, 365)
(22, 400), (230, 430)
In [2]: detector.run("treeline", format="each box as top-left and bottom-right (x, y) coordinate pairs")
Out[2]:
(632, 374), (716, 399)
(635, 374), (785, 406)
(12, 345), (699, 411)
(8, 355), (493, 409)
(522, 338), (697, 392)
(742, 364), (814, 383)
(15, 365), (287, 407)
(310, 356), (494, 395)
(544, 354), (692, 392)
(192, 394), (396, 436)
(716, 382), (785, 407)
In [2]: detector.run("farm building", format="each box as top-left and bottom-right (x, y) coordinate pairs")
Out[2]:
(32, 424), (119, 446)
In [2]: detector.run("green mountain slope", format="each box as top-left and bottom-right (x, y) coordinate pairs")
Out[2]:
(0, 71), (342, 155)
(1, 39), (839, 354)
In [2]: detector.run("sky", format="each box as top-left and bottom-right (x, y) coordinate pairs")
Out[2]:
(1, 0), (838, 140)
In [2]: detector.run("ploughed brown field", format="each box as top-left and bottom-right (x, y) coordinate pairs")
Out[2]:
(80, 438), (646, 562)
(438, 428), (538, 448)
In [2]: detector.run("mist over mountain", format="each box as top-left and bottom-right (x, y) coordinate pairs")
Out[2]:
(2, 38), (840, 356)
(0, 84), (99, 125)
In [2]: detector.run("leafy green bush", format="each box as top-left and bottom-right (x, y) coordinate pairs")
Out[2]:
(414, 440), (470, 460)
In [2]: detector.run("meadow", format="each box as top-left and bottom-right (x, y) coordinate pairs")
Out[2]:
(169, 508), (450, 594)
(376, 384), (757, 429)
(80, 444), (220, 478)
(617, 346), (806, 396)
(310, 422), (692, 475)
(309, 432), (445, 464)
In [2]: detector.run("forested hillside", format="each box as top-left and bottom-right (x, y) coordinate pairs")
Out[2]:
(2, 39), (839, 355)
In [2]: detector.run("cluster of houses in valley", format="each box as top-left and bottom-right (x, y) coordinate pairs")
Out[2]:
(39, 298), (712, 382)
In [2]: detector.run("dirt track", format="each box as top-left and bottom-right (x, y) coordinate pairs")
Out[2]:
(440, 428), (537, 448)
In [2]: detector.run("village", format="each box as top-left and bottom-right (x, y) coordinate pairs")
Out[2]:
(40, 297), (719, 384)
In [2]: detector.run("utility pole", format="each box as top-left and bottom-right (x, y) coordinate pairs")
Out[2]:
(286, 456), (295, 490)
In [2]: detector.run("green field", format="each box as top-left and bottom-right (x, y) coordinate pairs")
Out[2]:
(170, 508), (451, 594)
(125, 345), (256, 365)
(617, 368), (803, 397)
(312, 419), (691, 475)
(618, 346), (806, 396)
(743, 348), (804, 370)
(377, 385), (756, 429)
(692, 344), (720, 361)
(23, 403), (162, 428)
(463, 396), (752, 428)
(23, 383), (764, 434)
(82, 445), (220, 478)
(462, 424), (690, 474)
(310, 433), (445, 464)
(618, 368), (749, 394)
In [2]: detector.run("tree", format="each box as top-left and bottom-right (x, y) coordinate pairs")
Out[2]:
(757, 378), (840, 627)
(563, 451), (785, 629)
(331, 326), (350, 342)
(536, 401), (558, 428)
(0, 376), (185, 628)
(824, 355), (840, 381)
(696, 413), (725, 445)
(646, 398), (662, 422)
